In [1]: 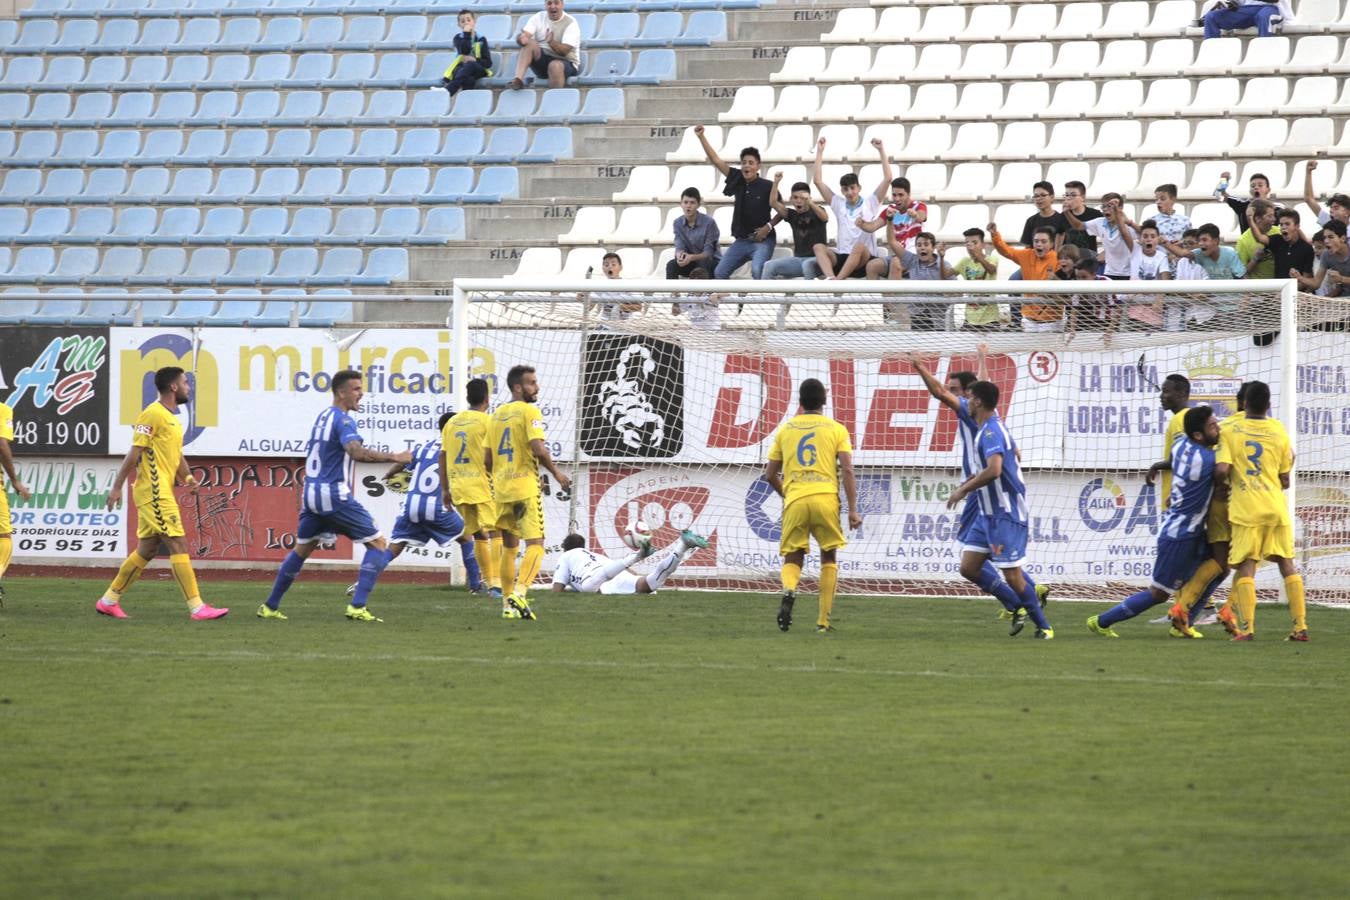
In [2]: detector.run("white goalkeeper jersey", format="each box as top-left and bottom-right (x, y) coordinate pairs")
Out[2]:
(551, 547), (609, 592)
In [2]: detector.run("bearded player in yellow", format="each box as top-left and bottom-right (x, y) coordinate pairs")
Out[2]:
(0, 397), (34, 607)
(765, 378), (862, 633)
(489, 365), (572, 620)
(1213, 380), (1307, 641)
(96, 366), (228, 620)
(440, 377), (502, 601)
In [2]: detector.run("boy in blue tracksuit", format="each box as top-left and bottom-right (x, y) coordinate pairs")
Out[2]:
(442, 9), (494, 95)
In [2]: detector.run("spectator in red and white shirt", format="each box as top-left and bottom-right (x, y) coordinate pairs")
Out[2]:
(859, 176), (928, 253)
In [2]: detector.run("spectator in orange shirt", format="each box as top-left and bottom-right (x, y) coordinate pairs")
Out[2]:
(990, 222), (1062, 332)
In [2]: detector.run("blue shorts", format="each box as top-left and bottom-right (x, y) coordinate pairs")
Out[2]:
(955, 499), (978, 545)
(391, 508), (465, 548)
(960, 513), (1028, 567)
(1152, 533), (1207, 593)
(297, 498), (381, 546)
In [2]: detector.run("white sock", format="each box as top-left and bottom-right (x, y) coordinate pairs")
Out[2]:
(645, 549), (685, 592)
(600, 551), (641, 581)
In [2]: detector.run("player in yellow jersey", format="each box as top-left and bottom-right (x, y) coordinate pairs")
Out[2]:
(1213, 380), (1307, 641)
(440, 377), (501, 600)
(0, 398), (33, 607)
(1145, 373), (1191, 508)
(1168, 382), (1249, 637)
(764, 378), (861, 633)
(97, 367), (228, 620)
(488, 365), (571, 620)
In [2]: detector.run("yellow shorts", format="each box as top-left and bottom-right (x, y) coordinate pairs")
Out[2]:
(1229, 523), (1293, 565)
(495, 494), (545, 540)
(457, 500), (495, 536)
(780, 494), (846, 556)
(0, 487), (10, 534)
(1206, 499), (1231, 543)
(135, 496), (185, 540)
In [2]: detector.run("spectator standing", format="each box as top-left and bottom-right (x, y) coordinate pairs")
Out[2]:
(1217, 169), (1275, 228)
(693, 125), (775, 279)
(442, 9), (493, 95)
(1303, 161), (1350, 228)
(1172, 229), (1209, 281)
(862, 175), (929, 254)
(666, 187), (720, 279)
(1065, 193), (1136, 279)
(1061, 181), (1103, 258)
(1020, 181), (1068, 250)
(1163, 223), (1246, 279)
(1127, 220), (1173, 328)
(1068, 256), (1117, 341)
(990, 222), (1061, 331)
(1237, 199), (1281, 278)
(809, 137), (891, 280)
(1201, 0), (1291, 39)
(890, 232), (956, 331)
(764, 179), (829, 279)
(952, 227), (1001, 330)
(1151, 184), (1192, 274)
(1303, 220), (1350, 297)
(1054, 243), (1082, 280)
(510, 0), (580, 90)
(590, 251), (642, 322)
(1252, 208), (1315, 285)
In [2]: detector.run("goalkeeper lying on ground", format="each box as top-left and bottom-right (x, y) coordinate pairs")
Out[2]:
(551, 531), (708, 595)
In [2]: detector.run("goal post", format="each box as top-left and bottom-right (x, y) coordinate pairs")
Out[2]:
(450, 277), (1349, 604)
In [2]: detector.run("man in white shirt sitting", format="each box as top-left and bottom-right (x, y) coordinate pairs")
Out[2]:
(510, 0), (581, 89)
(551, 530), (708, 595)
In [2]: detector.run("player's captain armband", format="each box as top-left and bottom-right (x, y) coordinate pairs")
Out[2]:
(133, 424), (153, 435)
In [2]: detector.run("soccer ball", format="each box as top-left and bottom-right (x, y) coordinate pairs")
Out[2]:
(623, 519), (652, 550)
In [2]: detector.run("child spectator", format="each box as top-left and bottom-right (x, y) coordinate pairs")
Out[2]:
(1305, 220), (1350, 297)
(1252, 208), (1315, 286)
(693, 125), (775, 279)
(590, 251), (642, 322)
(1163, 223), (1246, 279)
(1216, 169), (1275, 229)
(888, 231), (956, 331)
(1065, 193), (1136, 279)
(953, 227), (1000, 330)
(666, 187), (720, 279)
(1068, 255), (1117, 341)
(810, 137), (892, 280)
(1061, 181), (1103, 258)
(1127, 220), (1172, 329)
(765, 178), (829, 279)
(1151, 184), (1191, 275)
(1237, 199), (1281, 278)
(1302, 161), (1350, 228)
(858, 175), (929, 256)
(1021, 181), (1068, 249)
(990, 222), (1061, 331)
(441, 10), (493, 95)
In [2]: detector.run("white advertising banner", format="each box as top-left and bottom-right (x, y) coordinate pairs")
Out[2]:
(4, 456), (126, 559)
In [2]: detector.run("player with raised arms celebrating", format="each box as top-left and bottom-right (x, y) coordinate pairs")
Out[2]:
(441, 378), (502, 601)
(1088, 406), (1220, 638)
(489, 364), (572, 620)
(909, 350), (1048, 622)
(0, 393), (32, 606)
(258, 369), (411, 622)
(765, 378), (861, 634)
(1213, 381), (1308, 641)
(550, 530), (708, 596)
(97, 366), (228, 620)
(945, 381), (1054, 638)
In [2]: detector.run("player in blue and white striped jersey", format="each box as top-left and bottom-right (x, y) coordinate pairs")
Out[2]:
(259, 370), (411, 622)
(1088, 406), (1222, 639)
(946, 381), (1055, 639)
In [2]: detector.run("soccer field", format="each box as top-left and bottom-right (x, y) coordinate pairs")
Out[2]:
(2, 575), (1347, 898)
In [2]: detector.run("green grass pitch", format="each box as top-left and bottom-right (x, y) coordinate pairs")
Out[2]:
(2, 574), (1347, 897)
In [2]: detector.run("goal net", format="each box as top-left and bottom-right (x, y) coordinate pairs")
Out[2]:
(451, 278), (1350, 605)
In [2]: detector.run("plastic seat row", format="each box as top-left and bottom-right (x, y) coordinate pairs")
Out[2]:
(728, 74), (1350, 129)
(0, 11), (725, 53)
(0, 206), (466, 246)
(767, 35), (1349, 85)
(19, 0), (753, 18)
(1, 49), (677, 92)
(0, 246), (407, 286)
(0, 126), (571, 168)
(0, 289), (355, 328)
(0, 87), (625, 128)
(0, 165), (520, 206)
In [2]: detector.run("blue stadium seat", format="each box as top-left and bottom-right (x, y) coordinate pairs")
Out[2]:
(119, 57), (167, 93)
(26, 292), (87, 325)
(2, 58), (45, 88)
(288, 53), (334, 88)
(677, 10), (725, 44)
(521, 126), (573, 162)
(350, 128), (398, 163)
(14, 20), (60, 52)
(310, 247), (363, 285)
(364, 207), (418, 244)
(250, 52), (293, 86)
(431, 127), (486, 162)
(160, 54), (209, 90)
(259, 16), (303, 50)
(129, 248), (187, 285)
(336, 166), (387, 203)
(0, 94), (32, 127)
(424, 14), (460, 48)
(235, 89), (282, 126)
(280, 207), (332, 244)
(317, 90), (365, 124)
(407, 89), (452, 122)
(573, 87), (625, 123)
(304, 127), (355, 164)
(578, 49), (631, 85)
(220, 247), (276, 285)
(479, 127), (528, 163)
(91, 19), (136, 52)
(415, 207), (466, 243)
(52, 130), (100, 167)
(0, 20), (16, 47)
(297, 167), (343, 202)
(466, 166), (518, 203)
(148, 92), (198, 127)
(330, 207), (377, 243)
(413, 51), (454, 83)
(473, 14), (512, 44)
(84, 167), (129, 202)
(592, 12), (639, 46)
(20, 208), (71, 243)
(85, 56), (128, 88)
(383, 166), (430, 203)
(89, 247), (145, 285)
(264, 247), (320, 285)
(178, 17), (221, 52)
(301, 15), (344, 47)
(137, 130), (184, 165)
(355, 248), (408, 285)
(373, 52), (417, 85)
(337, 16), (386, 50)
(177, 248), (231, 285)
(252, 167), (300, 204)
(630, 48), (676, 84)
(0, 169), (42, 202)
(210, 168), (257, 203)
(155, 207), (202, 243)
(92, 130), (136, 165)
(109, 92), (155, 125)
(0, 248), (57, 284)
(163, 298), (220, 325)
(136, 18), (181, 50)
(205, 54), (251, 88)
(392, 127), (441, 163)
(165, 168), (214, 203)
(301, 292), (354, 326)
(264, 129), (311, 164)
(67, 207), (115, 243)
(37, 169), (86, 205)
(222, 128), (270, 163)
(211, 296), (265, 326)
(122, 167), (168, 202)
(28, 93), (73, 127)
(237, 207), (289, 244)
(275, 90), (324, 126)
(67, 94), (113, 129)
(425, 167), (474, 202)
(252, 297), (299, 326)
(218, 17), (263, 52)
(532, 88), (581, 123)
(484, 89), (536, 123)
(43, 56), (86, 85)
(127, 295), (176, 327)
(0, 130), (12, 160)
(0, 209), (27, 241)
(192, 90), (240, 125)
(11, 132), (58, 166)
(197, 207), (245, 243)
(383, 14), (427, 46)
(180, 128), (228, 164)
(50, 247), (101, 282)
(333, 52), (376, 84)
(107, 207), (159, 244)
(634, 10), (683, 46)
(84, 291), (132, 325)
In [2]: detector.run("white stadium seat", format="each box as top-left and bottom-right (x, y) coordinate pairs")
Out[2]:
(858, 84), (912, 121)
(1139, 38), (1196, 75)
(990, 161), (1045, 198)
(1008, 6), (1059, 40)
(608, 207), (664, 246)
(769, 46), (824, 83)
(718, 85), (775, 123)
(819, 46), (872, 83)
(1053, 3), (1106, 39)
(875, 7), (921, 42)
(915, 7), (967, 43)
(1183, 120), (1240, 158)
(963, 6), (1013, 43)
(1190, 77), (1242, 116)
(615, 165), (672, 202)
(762, 124), (815, 163)
(822, 8), (875, 44)
(559, 206), (615, 246)
(1092, 80), (1145, 118)
(1139, 78), (1194, 117)
(1191, 37), (1243, 76)
(665, 128), (721, 164)
(817, 85), (867, 126)
(769, 85), (821, 123)
(1087, 122), (1142, 160)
